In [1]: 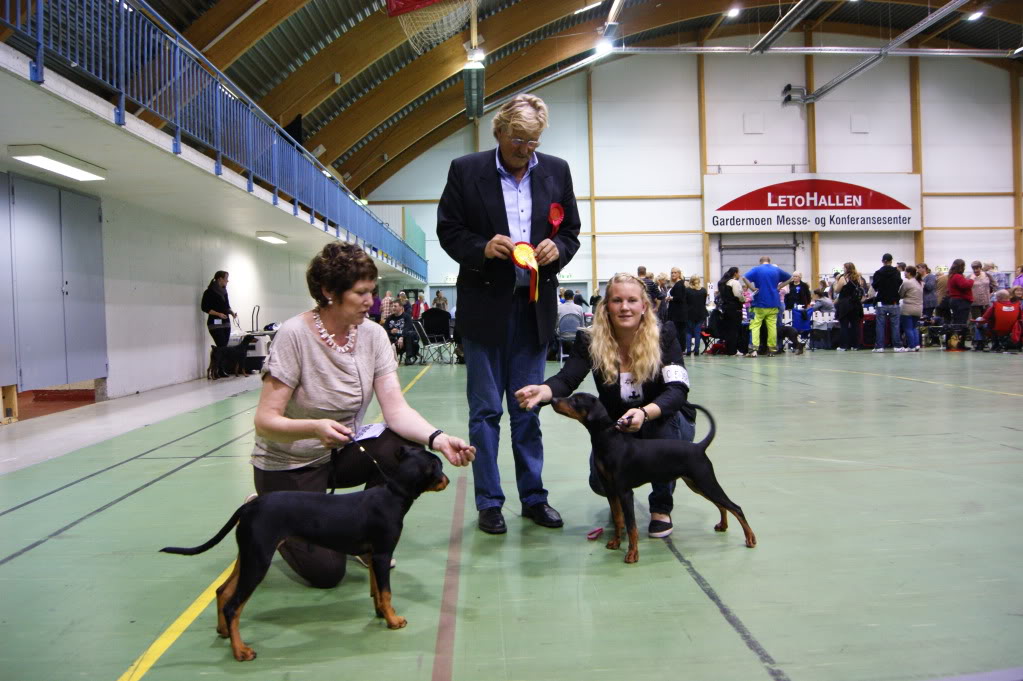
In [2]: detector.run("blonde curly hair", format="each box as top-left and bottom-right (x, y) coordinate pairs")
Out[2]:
(491, 94), (549, 139)
(586, 273), (663, 386)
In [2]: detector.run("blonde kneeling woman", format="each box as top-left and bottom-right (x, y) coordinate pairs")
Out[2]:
(251, 242), (474, 588)
(515, 273), (696, 538)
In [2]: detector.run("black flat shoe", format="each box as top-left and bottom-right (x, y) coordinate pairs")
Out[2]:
(521, 502), (563, 528)
(478, 507), (507, 534)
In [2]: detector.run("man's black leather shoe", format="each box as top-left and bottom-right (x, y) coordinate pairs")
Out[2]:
(478, 507), (507, 534)
(521, 502), (563, 528)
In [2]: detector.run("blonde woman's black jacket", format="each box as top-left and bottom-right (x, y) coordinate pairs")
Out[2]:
(543, 322), (694, 430)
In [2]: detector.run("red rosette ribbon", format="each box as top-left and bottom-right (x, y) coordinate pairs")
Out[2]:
(512, 242), (539, 303)
(548, 202), (564, 239)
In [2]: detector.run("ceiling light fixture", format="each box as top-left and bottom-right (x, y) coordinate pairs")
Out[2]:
(1014, 45), (1023, 55)
(256, 231), (288, 245)
(727, 7), (740, 18)
(8, 144), (105, 181)
(967, 11), (983, 20)
(595, 39), (614, 56)
(575, 1), (602, 14)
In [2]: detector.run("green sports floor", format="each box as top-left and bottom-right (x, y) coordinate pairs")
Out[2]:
(1, 351), (1022, 681)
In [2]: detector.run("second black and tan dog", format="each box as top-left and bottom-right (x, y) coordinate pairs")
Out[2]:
(551, 393), (756, 563)
(161, 446), (449, 661)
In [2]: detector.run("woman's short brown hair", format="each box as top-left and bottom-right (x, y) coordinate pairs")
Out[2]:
(306, 242), (377, 308)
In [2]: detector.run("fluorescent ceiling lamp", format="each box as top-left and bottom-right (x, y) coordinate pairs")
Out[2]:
(595, 39), (614, 56)
(256, 231), (288, 245)
(727, 7), (740, 17)
(1014, 45), (1023, 55)
(8, 144), (105, 181)
(967, 11), (983, 20)
(574, 1), (601, 13)
(466, 47), (485, 62)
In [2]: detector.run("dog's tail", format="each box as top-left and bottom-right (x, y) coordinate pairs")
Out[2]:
(691, 403), (716, 451)
(160, 507), (243, 556)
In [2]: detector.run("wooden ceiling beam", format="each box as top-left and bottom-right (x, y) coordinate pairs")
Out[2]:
(259, 9), (407, 126)
(181, 0), (258, 52)
(360, 34), (692, 197)
(199, 0), (313, 70)
(342, 0), (813, 188)
(356, 18), (1015, 195)
(307, 0), (623, 167)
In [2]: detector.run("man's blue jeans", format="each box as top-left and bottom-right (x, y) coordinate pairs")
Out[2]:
(463, 295), (549, 511)
(875, 304), (902, 348)
(587, 412), (696, 515)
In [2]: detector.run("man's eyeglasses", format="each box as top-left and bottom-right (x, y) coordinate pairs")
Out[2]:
(509, 137), (541, 150)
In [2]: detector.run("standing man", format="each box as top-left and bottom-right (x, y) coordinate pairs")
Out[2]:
(379, 290), (395, 325)
(637, 266), (663, 311)
(437, 94), (581, 534)
(872, 253), (903, 352)
(743, 256), (792, 357)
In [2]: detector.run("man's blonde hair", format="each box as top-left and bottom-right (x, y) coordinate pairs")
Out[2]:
(492, 94), (549, 139)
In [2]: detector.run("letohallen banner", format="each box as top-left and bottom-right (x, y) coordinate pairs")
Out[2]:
(704, 174), (921, 233)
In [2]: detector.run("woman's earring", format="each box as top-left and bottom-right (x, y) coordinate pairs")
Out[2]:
(327, 298), (333, 305)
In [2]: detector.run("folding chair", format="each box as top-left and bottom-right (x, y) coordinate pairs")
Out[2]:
(413, 319), (455, 364)
(556, 313), (585, 364)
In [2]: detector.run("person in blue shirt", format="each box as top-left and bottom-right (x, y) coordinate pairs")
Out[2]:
(743, 256), (793, 357)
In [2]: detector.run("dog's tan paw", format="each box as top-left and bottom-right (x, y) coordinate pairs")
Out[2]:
(605, 538), (621, 550)
(745, 533), (757, 548)
(386, 616), (407, 629)
(714, 521), (728, 532)
(232, 645), (257, 661)
(624, 550), (639, 563)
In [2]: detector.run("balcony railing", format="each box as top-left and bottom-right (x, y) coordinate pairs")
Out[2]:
(0, 0), (427, 280)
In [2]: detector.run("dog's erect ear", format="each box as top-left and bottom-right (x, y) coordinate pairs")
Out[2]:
(395, 446), (412, 461)
(583, 396), (610, 425)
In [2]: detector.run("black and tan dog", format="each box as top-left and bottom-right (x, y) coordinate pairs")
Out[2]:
(207, 335), (255, 379)
(161, 446), (449, 661)
(551, 393), (756, 563)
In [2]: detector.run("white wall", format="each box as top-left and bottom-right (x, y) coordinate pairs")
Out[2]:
(102, 198), (314, 399)
(369, 49), (1021, 289)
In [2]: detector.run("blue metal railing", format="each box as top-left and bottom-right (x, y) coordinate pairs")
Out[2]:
(0, 0), (427, 281)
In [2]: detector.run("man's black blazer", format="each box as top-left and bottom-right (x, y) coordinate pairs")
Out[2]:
(437, 149), (581, 346)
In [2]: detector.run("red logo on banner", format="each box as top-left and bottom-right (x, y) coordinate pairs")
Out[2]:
(718, 179), (910, 211)
(386, 0), (443, 17)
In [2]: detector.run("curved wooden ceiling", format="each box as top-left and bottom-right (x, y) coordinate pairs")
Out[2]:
(165, 0), (1022, 195)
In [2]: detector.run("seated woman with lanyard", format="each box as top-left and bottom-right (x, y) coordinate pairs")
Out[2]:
(252, 242), (475, 588)
(515, 272), (695, 539)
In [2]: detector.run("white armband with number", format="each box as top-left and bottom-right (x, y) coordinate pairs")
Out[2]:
(662, 364), (690, 388)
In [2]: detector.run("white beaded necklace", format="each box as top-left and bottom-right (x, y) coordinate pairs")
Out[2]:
(313, 311), (357, 354)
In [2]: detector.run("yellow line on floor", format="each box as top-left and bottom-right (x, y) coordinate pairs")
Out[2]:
(811, 367), (1023, 398)
(114, 365), (433, 680)
(117, 561), (236, 681)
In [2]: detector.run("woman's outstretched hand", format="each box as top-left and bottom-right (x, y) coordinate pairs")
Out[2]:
(515, 384), (552, 410)
(435, 435), (476, 467)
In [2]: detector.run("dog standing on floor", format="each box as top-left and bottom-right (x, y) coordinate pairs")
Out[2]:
(161, 446), (449, 661)
(207, 335), (255, 379)
(551, 393), (756, 563)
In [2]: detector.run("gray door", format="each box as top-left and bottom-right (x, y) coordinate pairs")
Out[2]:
(60, 190), (108, 383)
(12, 176), (67, 390)
(720, 246), (796, 278)
(0, 174), (16, 386)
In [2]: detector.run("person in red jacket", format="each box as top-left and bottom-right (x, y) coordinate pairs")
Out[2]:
(979, 290), (1022, 351)
(946, 258), (973, 325)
